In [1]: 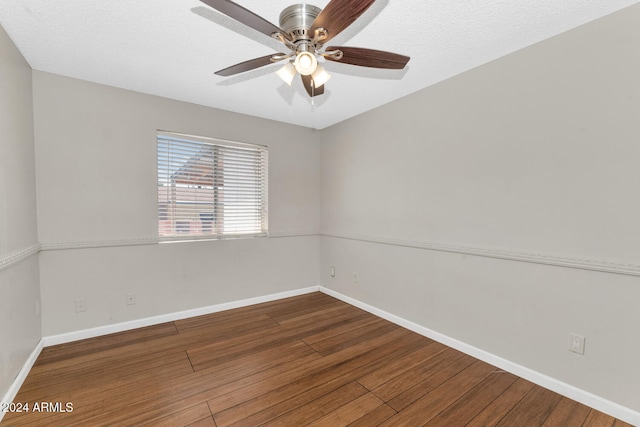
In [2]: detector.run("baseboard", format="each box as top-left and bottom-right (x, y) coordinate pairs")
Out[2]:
(319, 286), (640, 426)
(0, 339), (44, 423)
(43, 286), (320, 347)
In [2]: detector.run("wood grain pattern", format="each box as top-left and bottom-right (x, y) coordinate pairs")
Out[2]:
(379, 361), (498, 426)
(301, 74), (325, 98)
(309, 0), (376, 43)
(542, 397), (591, 426)
(466, 377), (536, 426)
(306, 392), (384, 426)
(258, 382), (368, 427)
(424, 370), (519, 426)
(495, 385), (563, 426)
(200, 0), (288, 41)
(34, 322), (179, 365)
(325, 46), (410, 69)
(216, 53), (283, 77)
(2, 292), (629, 426)
(383, 350), (476, 410)
(212, 332), (425, 426)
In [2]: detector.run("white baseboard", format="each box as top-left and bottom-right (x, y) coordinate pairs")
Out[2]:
(43, 286), (320, 347)
(10, 286), (637, 425)
(319, 286), (640, 427)
(0, 339), (44, 423)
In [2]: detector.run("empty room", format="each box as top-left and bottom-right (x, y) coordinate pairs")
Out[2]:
(1, 0), (639, 425)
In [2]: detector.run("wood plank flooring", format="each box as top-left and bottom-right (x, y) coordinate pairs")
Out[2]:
(2, 292), (632, 426)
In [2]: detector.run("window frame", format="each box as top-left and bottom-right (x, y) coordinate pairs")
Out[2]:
(156, 130), (268, 242)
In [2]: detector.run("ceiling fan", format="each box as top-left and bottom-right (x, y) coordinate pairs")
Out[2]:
(200, 0), (410, 97)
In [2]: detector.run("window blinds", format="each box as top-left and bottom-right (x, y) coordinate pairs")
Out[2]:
(157, 132), (268, 241)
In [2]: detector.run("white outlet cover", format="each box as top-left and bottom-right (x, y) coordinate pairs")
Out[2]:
(568, 333), (586, 355)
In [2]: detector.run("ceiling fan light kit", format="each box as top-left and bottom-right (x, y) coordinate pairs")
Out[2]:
(201, 0), (410, 97)
(294, 50), (318, 76)
(310, 64), (331, 86)
(276, 62), (297, 86)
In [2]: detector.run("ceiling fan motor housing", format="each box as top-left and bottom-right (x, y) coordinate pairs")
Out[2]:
(279, 4), (321, 42)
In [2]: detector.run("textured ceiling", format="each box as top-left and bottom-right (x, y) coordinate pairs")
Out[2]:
(1, 0), (638, 129)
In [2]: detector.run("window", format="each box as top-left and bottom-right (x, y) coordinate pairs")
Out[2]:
(157, 131), (268, 241)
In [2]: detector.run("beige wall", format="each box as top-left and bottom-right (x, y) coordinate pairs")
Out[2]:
(3, 3), (640, 418)
(320, 5), (640, 412)
(33, 72), (322, 336)
(0, 25), (41, 398)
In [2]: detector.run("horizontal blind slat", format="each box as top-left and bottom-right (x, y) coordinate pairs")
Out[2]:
(157, 133), (268, 241)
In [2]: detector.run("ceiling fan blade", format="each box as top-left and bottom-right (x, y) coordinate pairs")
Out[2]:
(301, 75), (325, 97)
(215, 53), (284, 76)
(310, 0), (376, 43)
(325, 46), (410, 69)
(200, 0), (290, 41)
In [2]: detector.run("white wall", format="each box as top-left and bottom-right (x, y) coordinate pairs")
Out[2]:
(0, 25), (41, 398)
(320, 4), (640, 413)
(33, 72), (322, 336)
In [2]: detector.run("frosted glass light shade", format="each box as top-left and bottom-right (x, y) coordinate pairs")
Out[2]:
(276, 62), (296, 86)
(311, 64), (331, 87)
(294, 51), (317, 76)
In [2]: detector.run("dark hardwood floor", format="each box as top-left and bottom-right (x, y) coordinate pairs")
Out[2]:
(2, 292), (632, 426)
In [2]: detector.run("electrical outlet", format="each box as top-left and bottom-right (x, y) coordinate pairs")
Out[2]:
(127, 293), (136, 305)
(330, 266), (335, 277)
(75, 298), (87, 313)
(352, 272), (359, 284)
(568, 333), (585, 355)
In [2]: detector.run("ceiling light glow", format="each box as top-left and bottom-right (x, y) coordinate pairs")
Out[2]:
(294, 51), (317, 76)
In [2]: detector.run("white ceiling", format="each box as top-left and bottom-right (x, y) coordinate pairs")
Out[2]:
(1, 1), (638, 129)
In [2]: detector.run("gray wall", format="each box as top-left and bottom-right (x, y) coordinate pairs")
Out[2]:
(0, 26), (41, 398)
(2, 3), (640, 417)
(320, 5), (640, 412)
(33, 72), (322, 336)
